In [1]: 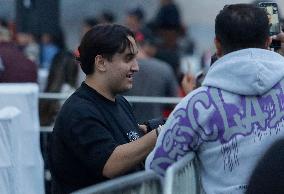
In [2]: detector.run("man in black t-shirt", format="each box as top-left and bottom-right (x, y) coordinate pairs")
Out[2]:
(49, 24), (159, 194)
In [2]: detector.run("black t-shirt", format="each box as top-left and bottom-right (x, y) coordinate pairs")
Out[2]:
(49, 82), (144, 194)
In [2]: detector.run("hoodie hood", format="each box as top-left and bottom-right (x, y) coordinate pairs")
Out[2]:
(202, 48), (284, 95)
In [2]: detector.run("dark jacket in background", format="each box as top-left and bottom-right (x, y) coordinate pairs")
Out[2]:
(0, 42), (37, 83)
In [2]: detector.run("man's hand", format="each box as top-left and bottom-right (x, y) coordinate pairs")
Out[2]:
(181, 73), (196, 94)
(138, 124), (147, 134)
(272, 32), (284, 43)
(272, 32), (284, 55)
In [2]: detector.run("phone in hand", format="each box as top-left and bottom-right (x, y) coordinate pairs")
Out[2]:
(258, 2), (281, 49)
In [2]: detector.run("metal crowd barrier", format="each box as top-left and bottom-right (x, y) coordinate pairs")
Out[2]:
(39, 93), (202, 194)
(71, 171), (163, 194)
(39, 93), (183, 132)
(39, 93), (182, 104)
(164, 153), (200, 194)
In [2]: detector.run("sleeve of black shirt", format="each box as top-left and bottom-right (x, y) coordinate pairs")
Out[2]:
(67, 116), (118, 178)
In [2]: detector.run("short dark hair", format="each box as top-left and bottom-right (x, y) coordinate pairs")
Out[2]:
(78, 24), (135, 75)
(215, 4), (270, 54)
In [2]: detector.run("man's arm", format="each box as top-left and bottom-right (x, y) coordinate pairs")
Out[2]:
(145, 89), (206, 176)
(102, 129), (157, 178)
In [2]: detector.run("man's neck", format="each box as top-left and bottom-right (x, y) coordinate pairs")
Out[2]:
(85, 76), (116, 101)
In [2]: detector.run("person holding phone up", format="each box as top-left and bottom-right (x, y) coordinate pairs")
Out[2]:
(146, 4), (284, 194)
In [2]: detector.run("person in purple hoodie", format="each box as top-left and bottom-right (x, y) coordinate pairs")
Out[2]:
(146, 4), (284, 194)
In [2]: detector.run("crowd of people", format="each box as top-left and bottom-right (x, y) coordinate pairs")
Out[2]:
(0, 0), (196, 126)
(1, 0), (284, 194)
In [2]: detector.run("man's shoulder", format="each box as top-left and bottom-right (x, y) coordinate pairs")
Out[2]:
(168, 86), (210, 116)
(116, 95), (128, 102)
(116, 95), (132, 110)
(57, 91), (101, 121)
(53, 93), (106, 137)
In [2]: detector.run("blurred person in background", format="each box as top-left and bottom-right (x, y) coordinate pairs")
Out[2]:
(125, 6), (144, 34)
(97, 10), (115, 24)
(146, 4), (284, 193)
(125, 6), (151, 38)
(0, 17), (8, 29)
(49, 24), (162, 193)
(180, 73), (196, 94)
(39, 50), (78, 193)
(81, 17), (98, 37)
(39, 51), (79, 126)
(0, 17), (15, 40)
(148, 0), (185, 81)
(40, 27), (65, 70)
(181, 52), (218, 95)
(0, 26), (37, 82)
(124, 31), (179, 123)
(16, 31), (40, 64)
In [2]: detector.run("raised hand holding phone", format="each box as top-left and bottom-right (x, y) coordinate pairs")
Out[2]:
(258, 2), (281, 49)
(272, 31), (284, 55)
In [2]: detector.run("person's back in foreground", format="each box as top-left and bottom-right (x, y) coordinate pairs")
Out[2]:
(246, 138), (284, 194)
(146, 4), (284, 194)
(49, 24), (158, 194)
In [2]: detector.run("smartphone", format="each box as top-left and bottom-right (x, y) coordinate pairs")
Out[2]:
(258, 2), (281, 48)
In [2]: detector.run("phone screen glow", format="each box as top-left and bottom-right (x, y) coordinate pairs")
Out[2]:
(261, 3), (281, 35)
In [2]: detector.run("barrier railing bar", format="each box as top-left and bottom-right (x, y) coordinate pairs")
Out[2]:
(39, 93), (183, 132)
(164, 153), (196, 194)
(125, 96), (182, 104)
(39, 93), (72, 100)
(41, 126), (53, 132)
(39, 93), (183, 104)
(71, 171), (162, 194)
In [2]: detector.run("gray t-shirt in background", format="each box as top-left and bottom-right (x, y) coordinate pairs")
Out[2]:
(124, 57), (179, 123)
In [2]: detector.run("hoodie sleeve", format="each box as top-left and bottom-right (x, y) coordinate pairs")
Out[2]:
(145, 88), (210, 176)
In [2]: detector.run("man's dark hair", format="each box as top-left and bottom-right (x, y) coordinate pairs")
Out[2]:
(78, 24), (135, 75)
(215, 4), (270, 54)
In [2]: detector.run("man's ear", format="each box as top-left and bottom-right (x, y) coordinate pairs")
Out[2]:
(214, 37), (223, 57)
(94, 55), (106, 72)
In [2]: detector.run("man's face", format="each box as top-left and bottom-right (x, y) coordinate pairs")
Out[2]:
(105, 36), (139, 95)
